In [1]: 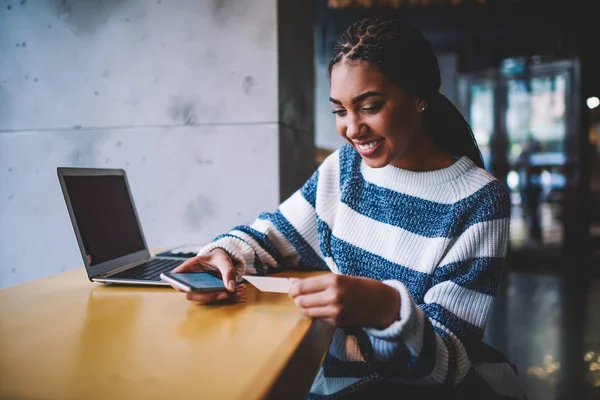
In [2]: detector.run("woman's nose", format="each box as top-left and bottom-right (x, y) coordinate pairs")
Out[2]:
(344, 117), (363, 140)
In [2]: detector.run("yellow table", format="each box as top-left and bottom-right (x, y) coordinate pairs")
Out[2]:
(0, 267), (333, 400)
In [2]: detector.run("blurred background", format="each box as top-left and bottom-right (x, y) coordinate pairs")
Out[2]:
(0, 0), (598, 398)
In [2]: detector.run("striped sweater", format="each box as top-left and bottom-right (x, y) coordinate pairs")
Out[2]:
(197, 145), (526, 399)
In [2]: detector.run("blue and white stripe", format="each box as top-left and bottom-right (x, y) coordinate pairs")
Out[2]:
(198, 144), (523, 398)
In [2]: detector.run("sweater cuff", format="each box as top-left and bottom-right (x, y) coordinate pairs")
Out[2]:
(196, 237), (254, 281)
(363, 280), (417, 361)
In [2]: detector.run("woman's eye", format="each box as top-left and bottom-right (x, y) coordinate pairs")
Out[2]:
(361, 105), (381, 114)
(332, 109), (347, 116)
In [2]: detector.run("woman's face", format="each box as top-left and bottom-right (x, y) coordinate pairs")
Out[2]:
(330, 60), (426, 169)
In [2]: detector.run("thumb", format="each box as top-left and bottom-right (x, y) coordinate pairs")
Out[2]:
(216, 259), (237, 292)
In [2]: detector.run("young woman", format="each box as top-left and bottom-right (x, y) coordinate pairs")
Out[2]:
(172, 16), (525, 399)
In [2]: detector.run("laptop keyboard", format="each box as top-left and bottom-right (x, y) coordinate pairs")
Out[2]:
(110, 258), (184, 281)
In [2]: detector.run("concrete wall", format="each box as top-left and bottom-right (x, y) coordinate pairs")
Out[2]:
(0, 0), (313, 288)
(0, 0), (278, 129)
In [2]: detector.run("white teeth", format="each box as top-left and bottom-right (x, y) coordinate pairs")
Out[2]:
(356, 140), (380, 151)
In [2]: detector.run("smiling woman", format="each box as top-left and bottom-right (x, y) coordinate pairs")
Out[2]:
(329, 65), (456, 170)
(328, 17), (484, 173)
(171, 16), (524, 399)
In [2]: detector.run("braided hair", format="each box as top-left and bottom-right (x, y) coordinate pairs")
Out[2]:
(329, 16), (485, 169)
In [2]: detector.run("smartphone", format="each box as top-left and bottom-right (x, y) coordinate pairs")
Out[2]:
(160, 272), (228, 293)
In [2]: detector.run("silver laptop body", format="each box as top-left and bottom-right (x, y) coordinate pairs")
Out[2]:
(57, 167), (184, 286)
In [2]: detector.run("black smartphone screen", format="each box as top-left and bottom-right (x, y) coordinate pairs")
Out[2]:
(163, 273), (226, 292)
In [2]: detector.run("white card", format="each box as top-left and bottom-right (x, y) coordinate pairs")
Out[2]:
(242, 275), (291, 294)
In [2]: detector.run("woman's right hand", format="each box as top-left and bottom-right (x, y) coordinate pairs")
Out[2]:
(170, 248), (245, 303)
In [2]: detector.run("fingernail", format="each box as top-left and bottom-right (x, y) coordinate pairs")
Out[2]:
(216, 293), (228, 301)
(228, 280), (235, 291)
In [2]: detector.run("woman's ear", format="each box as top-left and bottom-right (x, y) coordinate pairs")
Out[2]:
(416, 99), (428, 114)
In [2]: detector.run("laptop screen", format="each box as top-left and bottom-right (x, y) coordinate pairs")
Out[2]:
(63, 175), (145, 266)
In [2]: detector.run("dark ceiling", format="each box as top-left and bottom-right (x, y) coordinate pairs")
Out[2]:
(316, 0), (594, 74)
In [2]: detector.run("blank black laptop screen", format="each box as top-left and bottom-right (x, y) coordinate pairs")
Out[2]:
(63, 175), (145, 266)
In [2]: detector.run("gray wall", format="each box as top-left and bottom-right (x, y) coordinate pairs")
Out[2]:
(0, 0), (313, 288)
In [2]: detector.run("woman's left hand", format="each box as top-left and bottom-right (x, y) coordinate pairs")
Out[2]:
(288, 274), (400, 328)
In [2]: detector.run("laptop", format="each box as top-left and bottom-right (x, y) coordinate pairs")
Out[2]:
(57, 167), (185, 286)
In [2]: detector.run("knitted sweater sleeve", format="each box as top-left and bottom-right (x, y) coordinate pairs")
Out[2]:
(362, 182), (511, 386)
(195, 155), (333, 280)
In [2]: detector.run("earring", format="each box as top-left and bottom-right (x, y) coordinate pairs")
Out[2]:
(421, 106), (426, 112)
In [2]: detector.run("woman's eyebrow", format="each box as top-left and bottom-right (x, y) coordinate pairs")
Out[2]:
(329, 91), (385, 105)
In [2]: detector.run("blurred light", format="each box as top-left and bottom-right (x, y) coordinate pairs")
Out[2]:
(547, 362), (560, 373)
(584, 351), (595, 362)
(528, 366), (544, 377)
(507, 171), (519, 190)
(473, 130), (489, 146)
(527, 354), (561, 381)
(587, 97), (600, 110)
(591, 362), (600, 371)
(541, 170), (552, 188)
(501, 57), (526, 76)
(510, 143), (522, 157)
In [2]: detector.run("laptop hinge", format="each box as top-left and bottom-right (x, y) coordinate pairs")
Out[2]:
(94, 259), (149, 278)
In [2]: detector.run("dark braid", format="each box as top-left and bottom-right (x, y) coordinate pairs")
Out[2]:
(329, 16), (485, 169)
